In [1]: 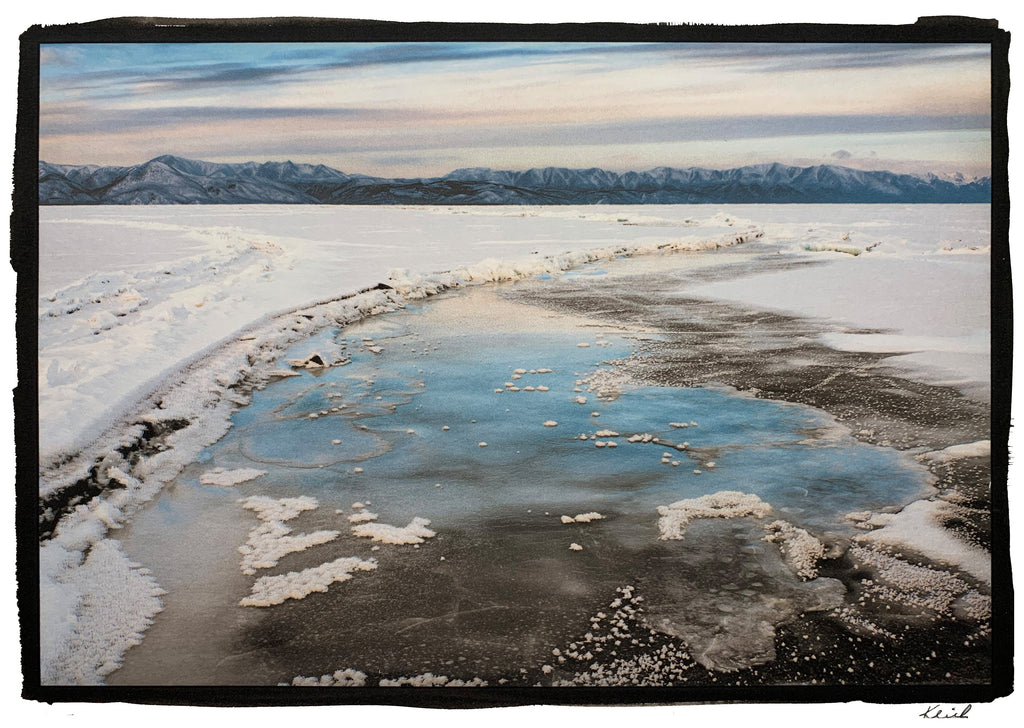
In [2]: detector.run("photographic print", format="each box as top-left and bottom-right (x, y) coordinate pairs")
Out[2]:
(16, 16), (1011, 706)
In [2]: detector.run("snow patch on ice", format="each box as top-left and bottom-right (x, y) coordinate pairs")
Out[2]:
(561, 512), (604, 524)
(237, 495), (339, 576)
(351, 516), (436, 545)
(919, 439), (990, 464)
(378, 673), (488, 687)
(848, 545), (985, 616)
(657, 491), (771, 540)
(199, 467), (266, 486)
(854, 500), (990, 585)
(240, 556), (378, 607)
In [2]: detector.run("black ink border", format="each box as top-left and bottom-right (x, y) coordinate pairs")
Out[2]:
(13, 15), (1013, 708)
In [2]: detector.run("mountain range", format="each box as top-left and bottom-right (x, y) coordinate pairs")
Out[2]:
(38, 155), (991, 205)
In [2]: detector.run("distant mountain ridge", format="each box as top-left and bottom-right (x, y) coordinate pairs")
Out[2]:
(38, 155), (991, 205)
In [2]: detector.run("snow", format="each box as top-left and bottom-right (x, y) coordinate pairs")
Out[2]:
(847, 544), (983, 616)
(854, 499), (991, 585)
(239, 556), (378, 608)
(238, 495), (318, 523)
(657, 491), (772, 540)
(762, 520), (826, 580)
(39, 539), (165, 685)
(199, 467), (266, 486)
(919, 439), (991, 464)
(291, 668), (368, 687)
(350, 516), (437, 545)
(237, 496), (340, 576)
(378, 673), (488, 687)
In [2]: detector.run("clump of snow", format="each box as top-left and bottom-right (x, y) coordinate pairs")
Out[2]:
(240, 495), (318, 522)
(379, 673), (488, 687)
(199, 467), (267, 487)
(762, 520), (826, 580)
(854, 499), (991, 584)
(347, 510), (379, 524)
(351, 516), (436, 545)
(572, 512), (604, 523)
(237, 495), (340, 576)
(919, 439), (991, 464)
(847, 544), (982, 616)
(657, 491), (771, 540)
(240, 556), (378, 607)
(292, 668), (368, 686)
(569, 543), (584, 551)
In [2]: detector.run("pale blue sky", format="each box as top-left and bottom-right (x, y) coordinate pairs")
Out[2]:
(39, 41), (992, 177)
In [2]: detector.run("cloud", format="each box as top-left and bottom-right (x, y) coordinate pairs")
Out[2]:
(661, 42), (990, 72)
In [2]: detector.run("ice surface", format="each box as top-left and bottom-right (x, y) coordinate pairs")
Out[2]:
(38, 203), (991, 685)
(97, 279), (939, 684)
(38, 204), (987, 463)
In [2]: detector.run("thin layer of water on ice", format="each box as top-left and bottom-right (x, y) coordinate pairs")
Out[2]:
(110, 265), (934, 684)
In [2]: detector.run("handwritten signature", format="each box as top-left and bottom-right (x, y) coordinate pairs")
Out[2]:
(920, 705), (972, 719)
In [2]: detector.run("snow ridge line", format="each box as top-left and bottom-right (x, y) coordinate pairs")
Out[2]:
(35, 230), (756, 685)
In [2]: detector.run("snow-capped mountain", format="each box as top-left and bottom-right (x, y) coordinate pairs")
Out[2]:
(38, 155), (991, 205)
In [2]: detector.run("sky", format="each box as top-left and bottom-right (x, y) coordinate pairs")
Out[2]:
(38, 41), (992, 178)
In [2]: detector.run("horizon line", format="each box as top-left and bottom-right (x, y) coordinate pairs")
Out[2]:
(39, 154), (992, 181)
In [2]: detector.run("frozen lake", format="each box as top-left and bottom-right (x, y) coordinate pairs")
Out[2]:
(109, 272), (934, 684)
(37, 204), (993, 687)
